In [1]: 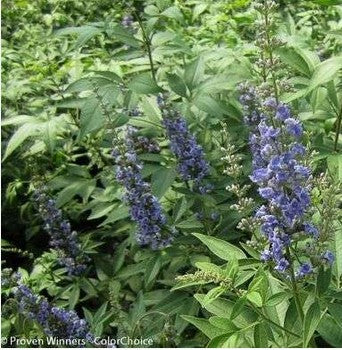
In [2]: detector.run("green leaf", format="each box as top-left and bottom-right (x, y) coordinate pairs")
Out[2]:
(175, 298), (200, 334)
(207, 334), (234, 348)
(130, 291), (146, 325)
(151, 167), (176, 198)
(113, 240), (128, 273)
(328, 304), (342, 328)
(303, 301), (321, 347)
(166, 73), (187, 97)
(176, 218), (203, 229)
(311, 0), (342, 5)
(173, 197), (190, 222)
(144, 256), (161, 287)
(265, 292), (289, 307)
(128, 73), (162, 94)
(184, 57), (204, 90)
(203, 286), (225, 305)
(180, 315), (226, 339)
(335, 221), (342, 281)
(3, 123), (41, 160)
(56, 25), (102, 49)
(327, 154), (342, 180)
(56, 179), (96, 207)
(308, 56), (342, 91)
(79, 97), (105, 138)
(161, 6), (184, 21)
(101, 206), (130, 226)
(151, 292), (189, 315)
(209, 316), (238, 332)
(194, 294), (256, 327)
(108, 25), (141, 48)
(193, 95), (226, 116)
(231, 296), (248, 320)
(116, 262), (145, 279)
(1, 115), (36, 126)
(140, 96), (162, 122)
(277, 47), (313, 77)
(192, 233), (246, 261)
(1, 319), (11, 338)
(192, 4), (208, 20)
(316, 266), (332, 296)
(87, 203), (116, 220)
(69, 284), (80, 309)
(254, 322), (268, 348)
(247, 291), (263, 308)
(65, 77), (113, 93)
(317, 314), (342, 347)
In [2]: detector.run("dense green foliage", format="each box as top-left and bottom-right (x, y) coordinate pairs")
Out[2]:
(2, 0), (342, 348)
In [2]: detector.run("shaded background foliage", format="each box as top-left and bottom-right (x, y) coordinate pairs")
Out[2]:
(1, 0), (342, 347)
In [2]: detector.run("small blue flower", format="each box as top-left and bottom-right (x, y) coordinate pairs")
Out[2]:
(285, 118), (303, 137)
(296, 263), (313, 278)
(322, 250), (334, 265)
(250, 168), (270, 183)
(303, 222), (319, 238)
(261, 249), (272, 261)
(275, 258), (289, 272)
(211, 212), (220, 221)
(258, 187), (276, 200)
(122, 15), (134, 28)
(276, 104), (291, 121)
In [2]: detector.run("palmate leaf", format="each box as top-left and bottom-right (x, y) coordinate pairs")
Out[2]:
(308, 56), (342, 92)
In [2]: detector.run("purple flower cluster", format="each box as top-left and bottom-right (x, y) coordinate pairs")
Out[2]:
(158, 95), (211, 193)
(122, 15), (134, 28)
(33, 189), (89, 276)
(112, 127), (174, 249)
(239, 84), (334, 276)
(14, 283), (91, 341)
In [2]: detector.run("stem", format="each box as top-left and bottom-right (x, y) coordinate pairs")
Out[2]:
(333, 103), (342, 152)
(247, 300), (300, 338)
(263, 7), (279, 103)
(230, 287), (300, 338)
(286, 249), (304, 323)
(133, 9), (157, 83)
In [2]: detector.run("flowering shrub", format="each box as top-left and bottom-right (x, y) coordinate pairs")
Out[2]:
(2, 0), (342, 348)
